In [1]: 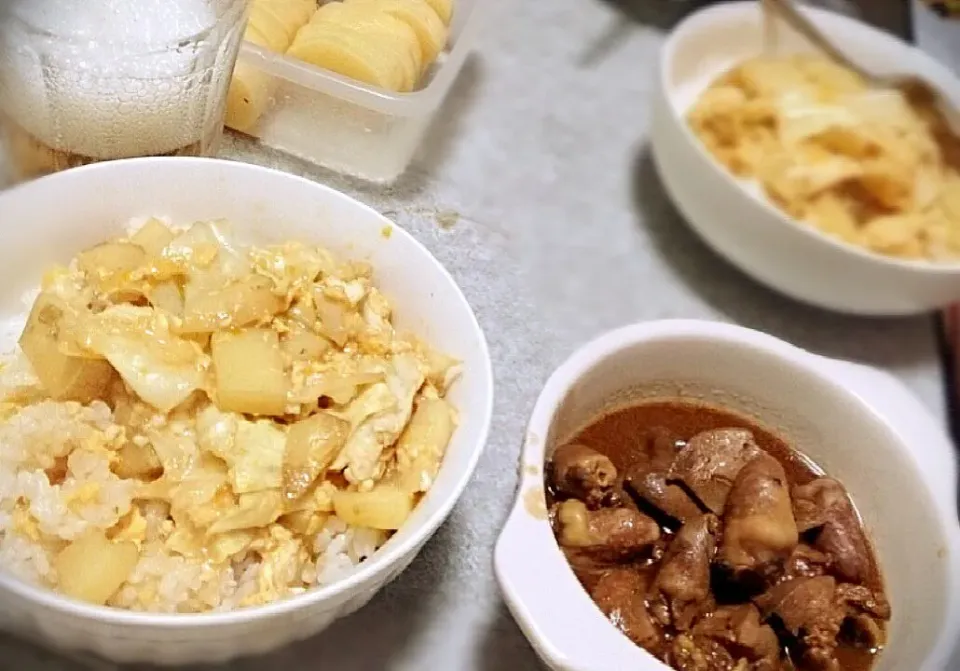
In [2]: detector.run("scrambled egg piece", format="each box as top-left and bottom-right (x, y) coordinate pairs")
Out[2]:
(65, 482), (101, 509)
(196, 405), (239, 454)
(170, 457), (230, 528)
(12, 504), (41, 542)
(254, 526), (309, 602)
(196, 406), (287, 496)
(209, 490), (284, 534)
(208, 529), (257, 564)
(111, 507), (148, 546)
(332, 353), (425, 483)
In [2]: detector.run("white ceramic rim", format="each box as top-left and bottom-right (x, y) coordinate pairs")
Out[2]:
(0, 157), (495, 629)
(661, 1), (960, 275)
(497, 319), (960, 671)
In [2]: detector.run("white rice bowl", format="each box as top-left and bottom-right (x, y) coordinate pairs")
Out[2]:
(0, 213), (457, 613)
(0, 158), (492, 665)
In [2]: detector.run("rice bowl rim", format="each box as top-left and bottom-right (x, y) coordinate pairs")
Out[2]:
(662, 1), (960, 275)
(0, 157), (495, 627)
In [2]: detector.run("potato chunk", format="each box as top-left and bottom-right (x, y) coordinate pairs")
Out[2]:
(212, 328), (288, 415)
(55, 532), (140, 605)
(283, 412), (350, 500)
(333, 486), (415, 530)
(129, 218), (175, 256)
(77, 242), (147, 279)
(19, 294), (115, 403)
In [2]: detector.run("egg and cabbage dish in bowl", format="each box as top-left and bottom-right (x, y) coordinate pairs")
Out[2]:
(689, 55), (960, 261)
(0, 218), (460, 612)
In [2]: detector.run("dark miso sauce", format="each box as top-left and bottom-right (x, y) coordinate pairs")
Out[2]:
(545, 400), (887, 671)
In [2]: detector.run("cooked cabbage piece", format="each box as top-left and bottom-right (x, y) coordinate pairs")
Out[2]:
(283, 412), (350, 500)
(83, 305), (207, 413)
(225, 418), (287, 494)
(281, 328), (331, 363)
(313, 291), (364, 347)
(208, 490), (284, 534)
(148, 280), (184, 317)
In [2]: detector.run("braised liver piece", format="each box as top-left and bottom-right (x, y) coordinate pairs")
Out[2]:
(591, 567), (665, 650)
(792, 478), (874, 584)
(545, 401), (889, 671)
(668, 429), (762, 514)
(627, 470), (705, 524)
(680, 604), (781, 670)
(650, 514), (719, 631)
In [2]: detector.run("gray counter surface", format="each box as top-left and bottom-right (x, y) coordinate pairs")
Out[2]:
(0, 1), (954, 669)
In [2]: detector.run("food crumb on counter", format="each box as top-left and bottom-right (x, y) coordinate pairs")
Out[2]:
(435, 210), (460, 229)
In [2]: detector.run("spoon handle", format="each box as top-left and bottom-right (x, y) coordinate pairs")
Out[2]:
(762, 0), (872, 81)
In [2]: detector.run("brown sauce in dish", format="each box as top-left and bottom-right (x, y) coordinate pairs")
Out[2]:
(572, 402), (822, 487)
(545, 401), (889, 671)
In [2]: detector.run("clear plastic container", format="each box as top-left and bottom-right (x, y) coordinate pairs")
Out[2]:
(232, 0), (483, 183)
(913, 0), (960, 75)
(0, 0), (247, 182)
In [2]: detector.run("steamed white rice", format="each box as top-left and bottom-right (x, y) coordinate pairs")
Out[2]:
(0, 351), (385, 613)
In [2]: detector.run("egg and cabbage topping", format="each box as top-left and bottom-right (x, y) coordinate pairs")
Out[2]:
(0, 218), (459, 612)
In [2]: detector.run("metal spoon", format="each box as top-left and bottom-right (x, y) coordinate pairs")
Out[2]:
(762, 0), (959, 127)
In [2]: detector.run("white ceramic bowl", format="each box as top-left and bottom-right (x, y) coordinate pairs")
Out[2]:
(0, 157), (494, 665)
(495, 320), (960, 671)
(650, 2), (960, 316)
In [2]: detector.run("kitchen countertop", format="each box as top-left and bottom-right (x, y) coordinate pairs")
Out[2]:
(1, 1), (955, 669)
